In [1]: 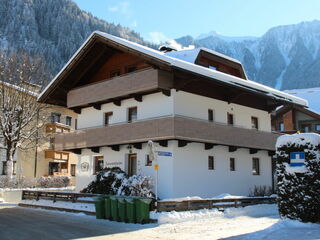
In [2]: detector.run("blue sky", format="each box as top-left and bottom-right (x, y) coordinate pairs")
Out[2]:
(73, 0), (320, 43)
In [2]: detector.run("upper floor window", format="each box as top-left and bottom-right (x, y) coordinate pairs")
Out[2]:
(230, 157), (235, 171)
(279, 122), (284, 131)
(71, 164), (76, 177)
(110, 70), (120, 78)
(66, 116), (72, 126)
(51, 113), (61, 124)
(252, 158), (260, 175)
(125, 65), (137, 73)
(128, 107), (137, 123)
(227, 113), (234, 125)
(104, 112), (113, 126)
(251, 117), (258, 130)
(94, 156), (104, 174)
(208, 109), (214, 122)
(208, 156), (214, 170)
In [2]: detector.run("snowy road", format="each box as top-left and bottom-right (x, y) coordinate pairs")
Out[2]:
(0, 204), (319, 240)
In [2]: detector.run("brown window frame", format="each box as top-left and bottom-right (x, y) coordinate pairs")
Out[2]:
(70, 164), (76, 177)
(252, 158), (260, 175)
(227, 113), (234, 125)
(251, 116), (259, 130)
(208, 109), (214, 122)
(230, 157), (235, 171)
(104, 112), (113, 126)
(208, 156), (214, 170)
(94, 156), (104, 174)
(128, 107), (138, 123)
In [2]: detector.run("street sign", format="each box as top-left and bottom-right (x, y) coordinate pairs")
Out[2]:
(158, 151), (172, 157)
(290, 152), (305, 167)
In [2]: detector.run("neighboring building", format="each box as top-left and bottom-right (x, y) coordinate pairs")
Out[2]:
(38, 31), (306, 198)
(0, 83), (78, 182)
(272, 88), (320, 134)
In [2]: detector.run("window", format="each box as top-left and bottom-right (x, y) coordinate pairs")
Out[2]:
(71, 164), (76, 177)
(208, 109), (214, 122)
(51, 113), (61, 124)
(128, 107), (137, 122)
(126, 65), (137, 73)
(208, 156), (214, 170)
(316, 124), (320, 131)
(75, 119), (78, 130)
(279, 122), (284, 131)
(301, 124), (311, 133)
(13, 161), (16, 175)
(227, 113), (234, 125)
(252, 158), (260, 175)
(230, 158), (235, 171)
(145, 154), (152, 166)
(110, 70), (120, 78)
(251, 117), (259, 129)
(94, 156), (104, 174)
(66, 116), (72, 126)
(2, 161), (6, 175)
(49, 137), (54, 149)
(104, 112), (113, 126)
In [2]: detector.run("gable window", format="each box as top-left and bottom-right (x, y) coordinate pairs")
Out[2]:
(125, 65), (137, 73)
(208, 109), (214, 122)
(230, 158), (235, 171)
(94, 156), (104, 174)
(251, 117), (259, 130)
(227, 113), (234, 125)
(110, 70), (120, 78)
(128, 107), (138, 122)
(66, 116), (72, 126)
(208, 156), (214, 170)
(252, 158), (260, 175)
(145, 154), (152, 166)
(104, 112), (113, 126)
(279, 122), (284, 131)
(51, 113), (61, 124)
(70, 164), (76, 177)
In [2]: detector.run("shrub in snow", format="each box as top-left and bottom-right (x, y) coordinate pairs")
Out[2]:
(81, 167), (154, 198)
(0, 176), (70, 188)
(275, 133), (320, 223)
(249, 185), (273, 197)
(36, 176), (70, 188)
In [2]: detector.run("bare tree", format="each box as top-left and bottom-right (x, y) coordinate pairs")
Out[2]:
(0, 51), (49, 178)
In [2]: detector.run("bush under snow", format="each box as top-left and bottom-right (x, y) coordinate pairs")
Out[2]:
(81, 167), (154, 198)
(0, 176), (70, 189)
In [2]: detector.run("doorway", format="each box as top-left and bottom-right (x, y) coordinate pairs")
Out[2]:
(128, 154), (137, 176)
(49, 162), (59, 175)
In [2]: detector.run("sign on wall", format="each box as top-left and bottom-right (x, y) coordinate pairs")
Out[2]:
(289, 152), (305, 167)
(158, 151), (172, 157)
(80, 162), (89, 172)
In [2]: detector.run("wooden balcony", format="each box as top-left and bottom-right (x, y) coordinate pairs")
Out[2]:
(44, 149), (70, 161)
(54, 116), (279, 151)
(67, 68), (173, 108)
(45, 123), (71, 134)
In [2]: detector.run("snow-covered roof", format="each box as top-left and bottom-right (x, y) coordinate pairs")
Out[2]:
(284, 87), (320, 114)
(38, 31), (308, 107)
(276, 132), (320, 148)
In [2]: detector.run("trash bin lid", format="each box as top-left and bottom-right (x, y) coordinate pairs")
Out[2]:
(138, 198), (153, 204)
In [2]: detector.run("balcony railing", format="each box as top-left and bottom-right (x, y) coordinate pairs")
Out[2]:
(45, 123), (71, 134)
(54, 116), (279, 151)
(44, 149), (70, 161)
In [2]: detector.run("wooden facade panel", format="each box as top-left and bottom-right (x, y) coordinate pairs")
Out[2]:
(67, 68), (173, 108)
(54, 117), (278, 151)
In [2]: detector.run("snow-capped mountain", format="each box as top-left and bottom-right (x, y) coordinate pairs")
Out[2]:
(175, 20), (320, 90)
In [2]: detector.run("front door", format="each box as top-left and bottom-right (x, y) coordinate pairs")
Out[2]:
(128, 154), (137, 176)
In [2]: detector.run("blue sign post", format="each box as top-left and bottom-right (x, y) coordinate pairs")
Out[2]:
(289, 152), (305, 167)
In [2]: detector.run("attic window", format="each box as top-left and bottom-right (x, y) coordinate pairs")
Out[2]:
(209, 65), (217, 70)
(126, 65), (137, 73)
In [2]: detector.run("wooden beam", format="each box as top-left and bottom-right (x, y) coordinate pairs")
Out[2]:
(133, 143), (142, 150)
(204, 143), (215, 150)
(161, 89), (171, 97)
(134, 95), (143, 102)
(158, 140), (168, 147)
(90, 147), (100, 153)
(71, 107), (81, 114)
(178, 140), (188, 147)
(110, 145), (120, 151)
(229, 146), (237, 152)
(113, 100), (121, 106)
(268, 151), (276, 157)
(70, 149), (82, 155)
(249, 148), (258, 154)
(90, 103), (101, 110)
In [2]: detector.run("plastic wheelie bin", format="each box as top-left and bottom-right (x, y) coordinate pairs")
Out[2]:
(117, 197), (127, 222)
(104, 195), (112, 220)
(93, 195), (105, 219)
(110, 196), (119, 221)
(125, 197), (137, 223)
(136, 197), (153, 223)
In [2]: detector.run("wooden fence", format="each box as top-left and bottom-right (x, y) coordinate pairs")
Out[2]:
(157, 197), (276, 212)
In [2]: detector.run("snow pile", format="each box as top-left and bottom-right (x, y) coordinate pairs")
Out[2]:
(160, 193), (246, 202)
(276, 133), (320, 223)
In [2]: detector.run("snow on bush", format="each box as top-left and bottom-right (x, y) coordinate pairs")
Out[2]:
(0, 176), (70, 188)
(275, 133), (320, 223)
(81, 167), (154, 198)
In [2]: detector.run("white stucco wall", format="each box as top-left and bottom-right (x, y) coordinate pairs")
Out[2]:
(173, 90), (272, 132)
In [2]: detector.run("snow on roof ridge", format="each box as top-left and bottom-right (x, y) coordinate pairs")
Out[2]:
(198, 47), (241, 64)
(38, 31), (308, 107)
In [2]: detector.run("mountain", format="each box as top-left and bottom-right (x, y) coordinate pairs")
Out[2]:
(175, 21), (320, 90)
(0, 0), (156, 80)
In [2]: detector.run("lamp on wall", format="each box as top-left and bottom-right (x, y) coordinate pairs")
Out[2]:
(127, 145), (133, 154)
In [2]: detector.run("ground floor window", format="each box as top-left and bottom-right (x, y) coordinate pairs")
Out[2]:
(2, 161), (16, 175)
(230, 158), (235, 171)
(94, 156), (104, 174)
(145, 154), (152, 166)
(70, 164), (76, 176)
(128, 154), (137, 176)
(208, 156), (214, 170)
(252, 158), (260, 175)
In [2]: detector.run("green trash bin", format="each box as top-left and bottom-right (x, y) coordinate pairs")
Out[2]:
(136, 197), (153, 224)
(104, 195), (112, 220)
(125, 197), (137, 223)
(93, 195), (105, 219)
(117, 196), (127, 222)
(110, 196), (119, 221)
